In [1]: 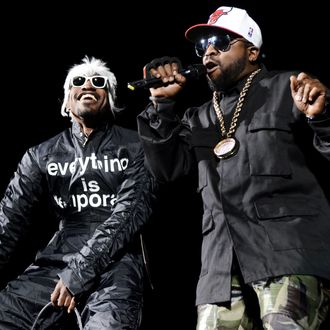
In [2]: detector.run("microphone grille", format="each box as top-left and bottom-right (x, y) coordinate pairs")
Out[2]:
(188, 64), (207, 79)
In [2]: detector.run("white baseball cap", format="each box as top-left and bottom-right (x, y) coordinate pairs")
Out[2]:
(185, 6), (263, 48)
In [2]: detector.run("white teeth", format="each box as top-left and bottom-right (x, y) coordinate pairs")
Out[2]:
(81, 94), (97, 101)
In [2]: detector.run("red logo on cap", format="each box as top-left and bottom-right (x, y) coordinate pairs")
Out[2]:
(208, 7), (233, 24)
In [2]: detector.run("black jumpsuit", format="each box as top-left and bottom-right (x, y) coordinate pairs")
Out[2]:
(0, 120), (157, 329)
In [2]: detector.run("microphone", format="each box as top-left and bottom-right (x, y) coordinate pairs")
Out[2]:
(127, 64), (206, 91)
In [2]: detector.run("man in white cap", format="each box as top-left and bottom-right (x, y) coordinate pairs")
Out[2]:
(137, 5), (330, 329)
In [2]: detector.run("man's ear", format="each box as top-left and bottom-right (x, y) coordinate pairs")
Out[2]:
(248, 46), (260, 63)
(66, 98), (71, 111)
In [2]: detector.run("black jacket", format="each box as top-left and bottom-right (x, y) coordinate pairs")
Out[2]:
(137, 66), (330, 305)
(0, 120), (157, 297)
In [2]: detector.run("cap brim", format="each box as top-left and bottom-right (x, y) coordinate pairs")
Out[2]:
(185, 24), (242, 42)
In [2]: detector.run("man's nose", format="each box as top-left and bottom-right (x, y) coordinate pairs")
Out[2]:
(82, 78), (94, 88)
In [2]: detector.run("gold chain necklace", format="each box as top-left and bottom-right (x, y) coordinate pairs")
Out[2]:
(213, 68), (261, 159)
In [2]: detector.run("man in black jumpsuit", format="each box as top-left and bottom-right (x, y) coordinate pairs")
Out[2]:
(0, 56), (157, 329)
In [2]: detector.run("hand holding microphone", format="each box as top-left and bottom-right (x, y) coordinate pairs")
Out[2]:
(127, 56), (206, 91)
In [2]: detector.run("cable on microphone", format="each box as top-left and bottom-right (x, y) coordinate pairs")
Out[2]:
(127, 63), (206, 91)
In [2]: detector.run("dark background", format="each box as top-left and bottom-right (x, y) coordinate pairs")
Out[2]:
(1, 1), (329, 329)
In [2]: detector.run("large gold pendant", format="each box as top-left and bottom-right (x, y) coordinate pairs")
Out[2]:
(214, 137), (239, 159)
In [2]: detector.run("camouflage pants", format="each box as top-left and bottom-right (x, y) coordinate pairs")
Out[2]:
(197, 275), (330, 330)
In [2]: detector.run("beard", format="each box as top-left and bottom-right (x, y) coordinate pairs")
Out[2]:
(73, 104), (112, 126)
(207, 55), (248, 92)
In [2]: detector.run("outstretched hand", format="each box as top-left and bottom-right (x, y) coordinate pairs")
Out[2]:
(50, 278), (76, 314)
(290, 72), (327, 118)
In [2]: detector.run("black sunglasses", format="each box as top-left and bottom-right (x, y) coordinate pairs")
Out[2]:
(195, 34), (245, 57)
(71, 75), (108, 88)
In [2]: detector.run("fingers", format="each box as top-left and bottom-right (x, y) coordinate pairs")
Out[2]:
(145, 56), (184, 83)
(50, 279), (75, 313)
(68, 297), (76, 314)
(290, 72), (327, 117)
(150, 62), (181, 84)
(296, 73), (313, 103)
(289, 75), (298, 97)
(291, 72), (326, 104)
(50, 281), (61, 305)
(57, 290), (72, 307)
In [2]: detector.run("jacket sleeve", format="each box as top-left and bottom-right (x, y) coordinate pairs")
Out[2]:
(58, 145), (158, 296)
(307, 99), (330, 161)
(0, 148), (43, 271)
(137, 99), (194, 182)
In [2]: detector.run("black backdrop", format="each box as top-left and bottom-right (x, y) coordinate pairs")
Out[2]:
(1, 1), (329, 329)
